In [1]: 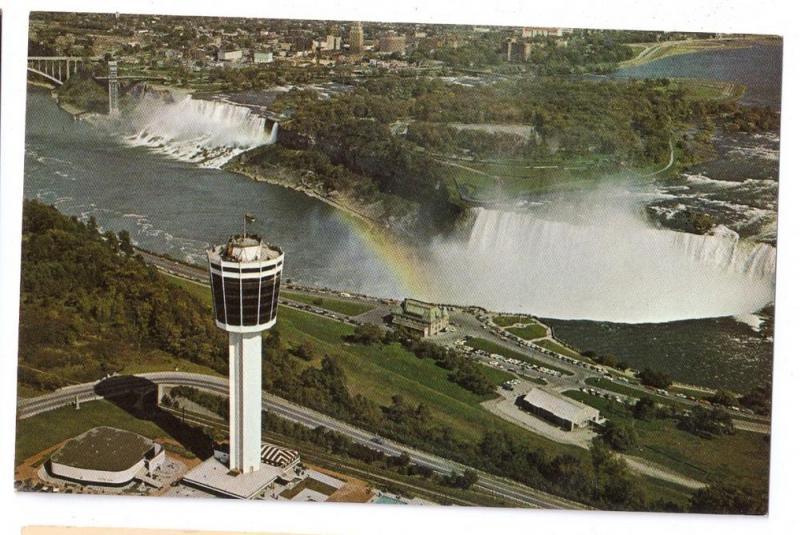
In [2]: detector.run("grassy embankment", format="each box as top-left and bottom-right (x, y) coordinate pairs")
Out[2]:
(164, 275), (577, 450)
(463, 337), (573, 376)
(506, 324), (547, 340)
(562, 390), (770, 496)
(281, 290), (376, 316)
(585, 376), (650, 399)
(619, 39), (752, 68)
(491, 314), (530, 327)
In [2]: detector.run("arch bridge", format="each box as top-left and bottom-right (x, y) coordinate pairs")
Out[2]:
(27, 56), (103, 85)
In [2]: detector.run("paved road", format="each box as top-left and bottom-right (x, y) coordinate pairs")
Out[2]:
(17, 372), (589, 510)
(136, 248), (207, 281)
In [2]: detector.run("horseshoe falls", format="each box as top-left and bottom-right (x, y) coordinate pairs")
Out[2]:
(426, 206), (775, 323)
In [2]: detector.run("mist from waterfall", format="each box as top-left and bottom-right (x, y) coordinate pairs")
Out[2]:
(120, 94), (277, 168)
(425, 185), (776, 323)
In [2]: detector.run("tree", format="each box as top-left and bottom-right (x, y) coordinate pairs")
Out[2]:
(118, 229), (134, 255)
(740, 382), (772, 415)
(292, 341), (315, 361)
(350, 323), (383, 345)
(632, 396), (656, 420)
(460, 469), (479, 489)
(589, 441), (644, 510)
(599, 420), (638, 452)
(638, 368), (672, 389)
(709, 389), (738, 407)
(680, 406), (734, 438)
(445, 469), (478, 490)
(690, 483), (767, 515)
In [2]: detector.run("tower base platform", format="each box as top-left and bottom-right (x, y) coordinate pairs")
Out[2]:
(181, 452), (288, 500)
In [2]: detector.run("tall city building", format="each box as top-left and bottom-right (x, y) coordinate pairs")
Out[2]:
(349, 21), (364, 52)
(207, 232), (284, 473)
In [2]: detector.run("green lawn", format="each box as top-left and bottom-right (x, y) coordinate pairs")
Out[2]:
(16, 400), (177, 465)
(163, 274), (212, 306)
(533, 339), (584, 359)
(277, 308), (542, 444)
(562, 390), (770, 492)
(585, 377), (648, 399)
(464, 337), (573, 376)
(507, 324), (547, 340)
(492, 314), (530, 327)
(282, 291), (375, 316)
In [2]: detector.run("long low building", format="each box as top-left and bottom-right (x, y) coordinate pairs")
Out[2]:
(516, 388), (601, 431)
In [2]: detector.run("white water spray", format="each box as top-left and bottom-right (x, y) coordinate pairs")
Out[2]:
(425, 189), (776, 323)
(123, 95), (277, 168)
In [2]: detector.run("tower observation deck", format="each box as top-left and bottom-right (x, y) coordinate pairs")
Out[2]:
(207, 234), (284, 473)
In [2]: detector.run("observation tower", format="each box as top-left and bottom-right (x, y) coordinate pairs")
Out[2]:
(207, 230), (283, 473)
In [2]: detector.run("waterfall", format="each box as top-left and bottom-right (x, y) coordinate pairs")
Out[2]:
(123, 95), (277, 168)
(268, 121), (279, 144)
(425, 207), (776, 323)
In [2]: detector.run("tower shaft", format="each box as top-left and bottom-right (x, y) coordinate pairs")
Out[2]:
(228, 331), (263, 473)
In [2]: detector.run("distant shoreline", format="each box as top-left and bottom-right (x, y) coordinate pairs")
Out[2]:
(618, 37), (779, 69)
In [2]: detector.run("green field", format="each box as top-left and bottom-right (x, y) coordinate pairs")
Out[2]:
(506, 324), (547, 340)
(278, 307), (529, 442)
(534, 339), (584, 359)
(164, 275), (213, 304)
(562, 390), (770, 492)
(492, 314), (530, 328)
(282, 291), (375, 316)
(464, 337), (573, 376)
(585, 376), (648, 399)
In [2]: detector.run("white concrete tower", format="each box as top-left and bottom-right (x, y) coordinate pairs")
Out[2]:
(207, 234), (284, 473)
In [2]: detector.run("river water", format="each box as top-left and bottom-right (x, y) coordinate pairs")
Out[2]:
(615, 42), (783, 109)
(24, 89), (406, 297)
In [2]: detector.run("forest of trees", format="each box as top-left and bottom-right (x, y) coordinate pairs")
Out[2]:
(55, 73), (108, 113)
(17, 200), (227, 392)
(236, 75), (780, 237)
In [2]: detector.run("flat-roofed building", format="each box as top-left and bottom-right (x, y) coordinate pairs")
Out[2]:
(253, 51), (273, 64)
(49, 427), (165, 486)
(392, 298), (449, 337)
(217, 48), (243, 62)
(516, 388), (601, 431)
(522, 27), (564, 38)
